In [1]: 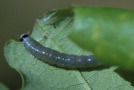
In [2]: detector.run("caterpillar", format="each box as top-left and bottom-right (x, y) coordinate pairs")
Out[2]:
(19, 34), (101, 68)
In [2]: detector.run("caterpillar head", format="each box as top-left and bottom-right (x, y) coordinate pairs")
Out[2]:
(19, 34), (29, 41)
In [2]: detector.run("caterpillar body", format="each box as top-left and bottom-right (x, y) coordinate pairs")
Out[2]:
(19, 34), (101, 68)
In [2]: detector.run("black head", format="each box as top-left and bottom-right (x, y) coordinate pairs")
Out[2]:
(19, 34), (29, 41)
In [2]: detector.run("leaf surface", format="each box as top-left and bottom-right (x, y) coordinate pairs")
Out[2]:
(0, 83), (9, 90)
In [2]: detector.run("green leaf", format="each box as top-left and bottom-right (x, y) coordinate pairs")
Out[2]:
(69, 6), (134, 70)
(0, 83), (9, 90)
(4, 6), (134, 90)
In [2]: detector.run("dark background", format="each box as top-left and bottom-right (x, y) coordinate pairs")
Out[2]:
(1, 0), (134, 89)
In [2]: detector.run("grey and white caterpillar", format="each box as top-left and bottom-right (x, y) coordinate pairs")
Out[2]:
(19, 34), (101, 68)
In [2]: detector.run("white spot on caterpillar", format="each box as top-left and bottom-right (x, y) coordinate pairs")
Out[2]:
(57, 57), (60, 59)
(87, 59), (91, 62)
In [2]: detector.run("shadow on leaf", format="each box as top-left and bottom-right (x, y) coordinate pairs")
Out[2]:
(115, 68), (134, 87)
(78, 65), (110, 72)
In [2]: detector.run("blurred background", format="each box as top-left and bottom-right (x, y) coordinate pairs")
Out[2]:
(1, 0), (134, 89)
